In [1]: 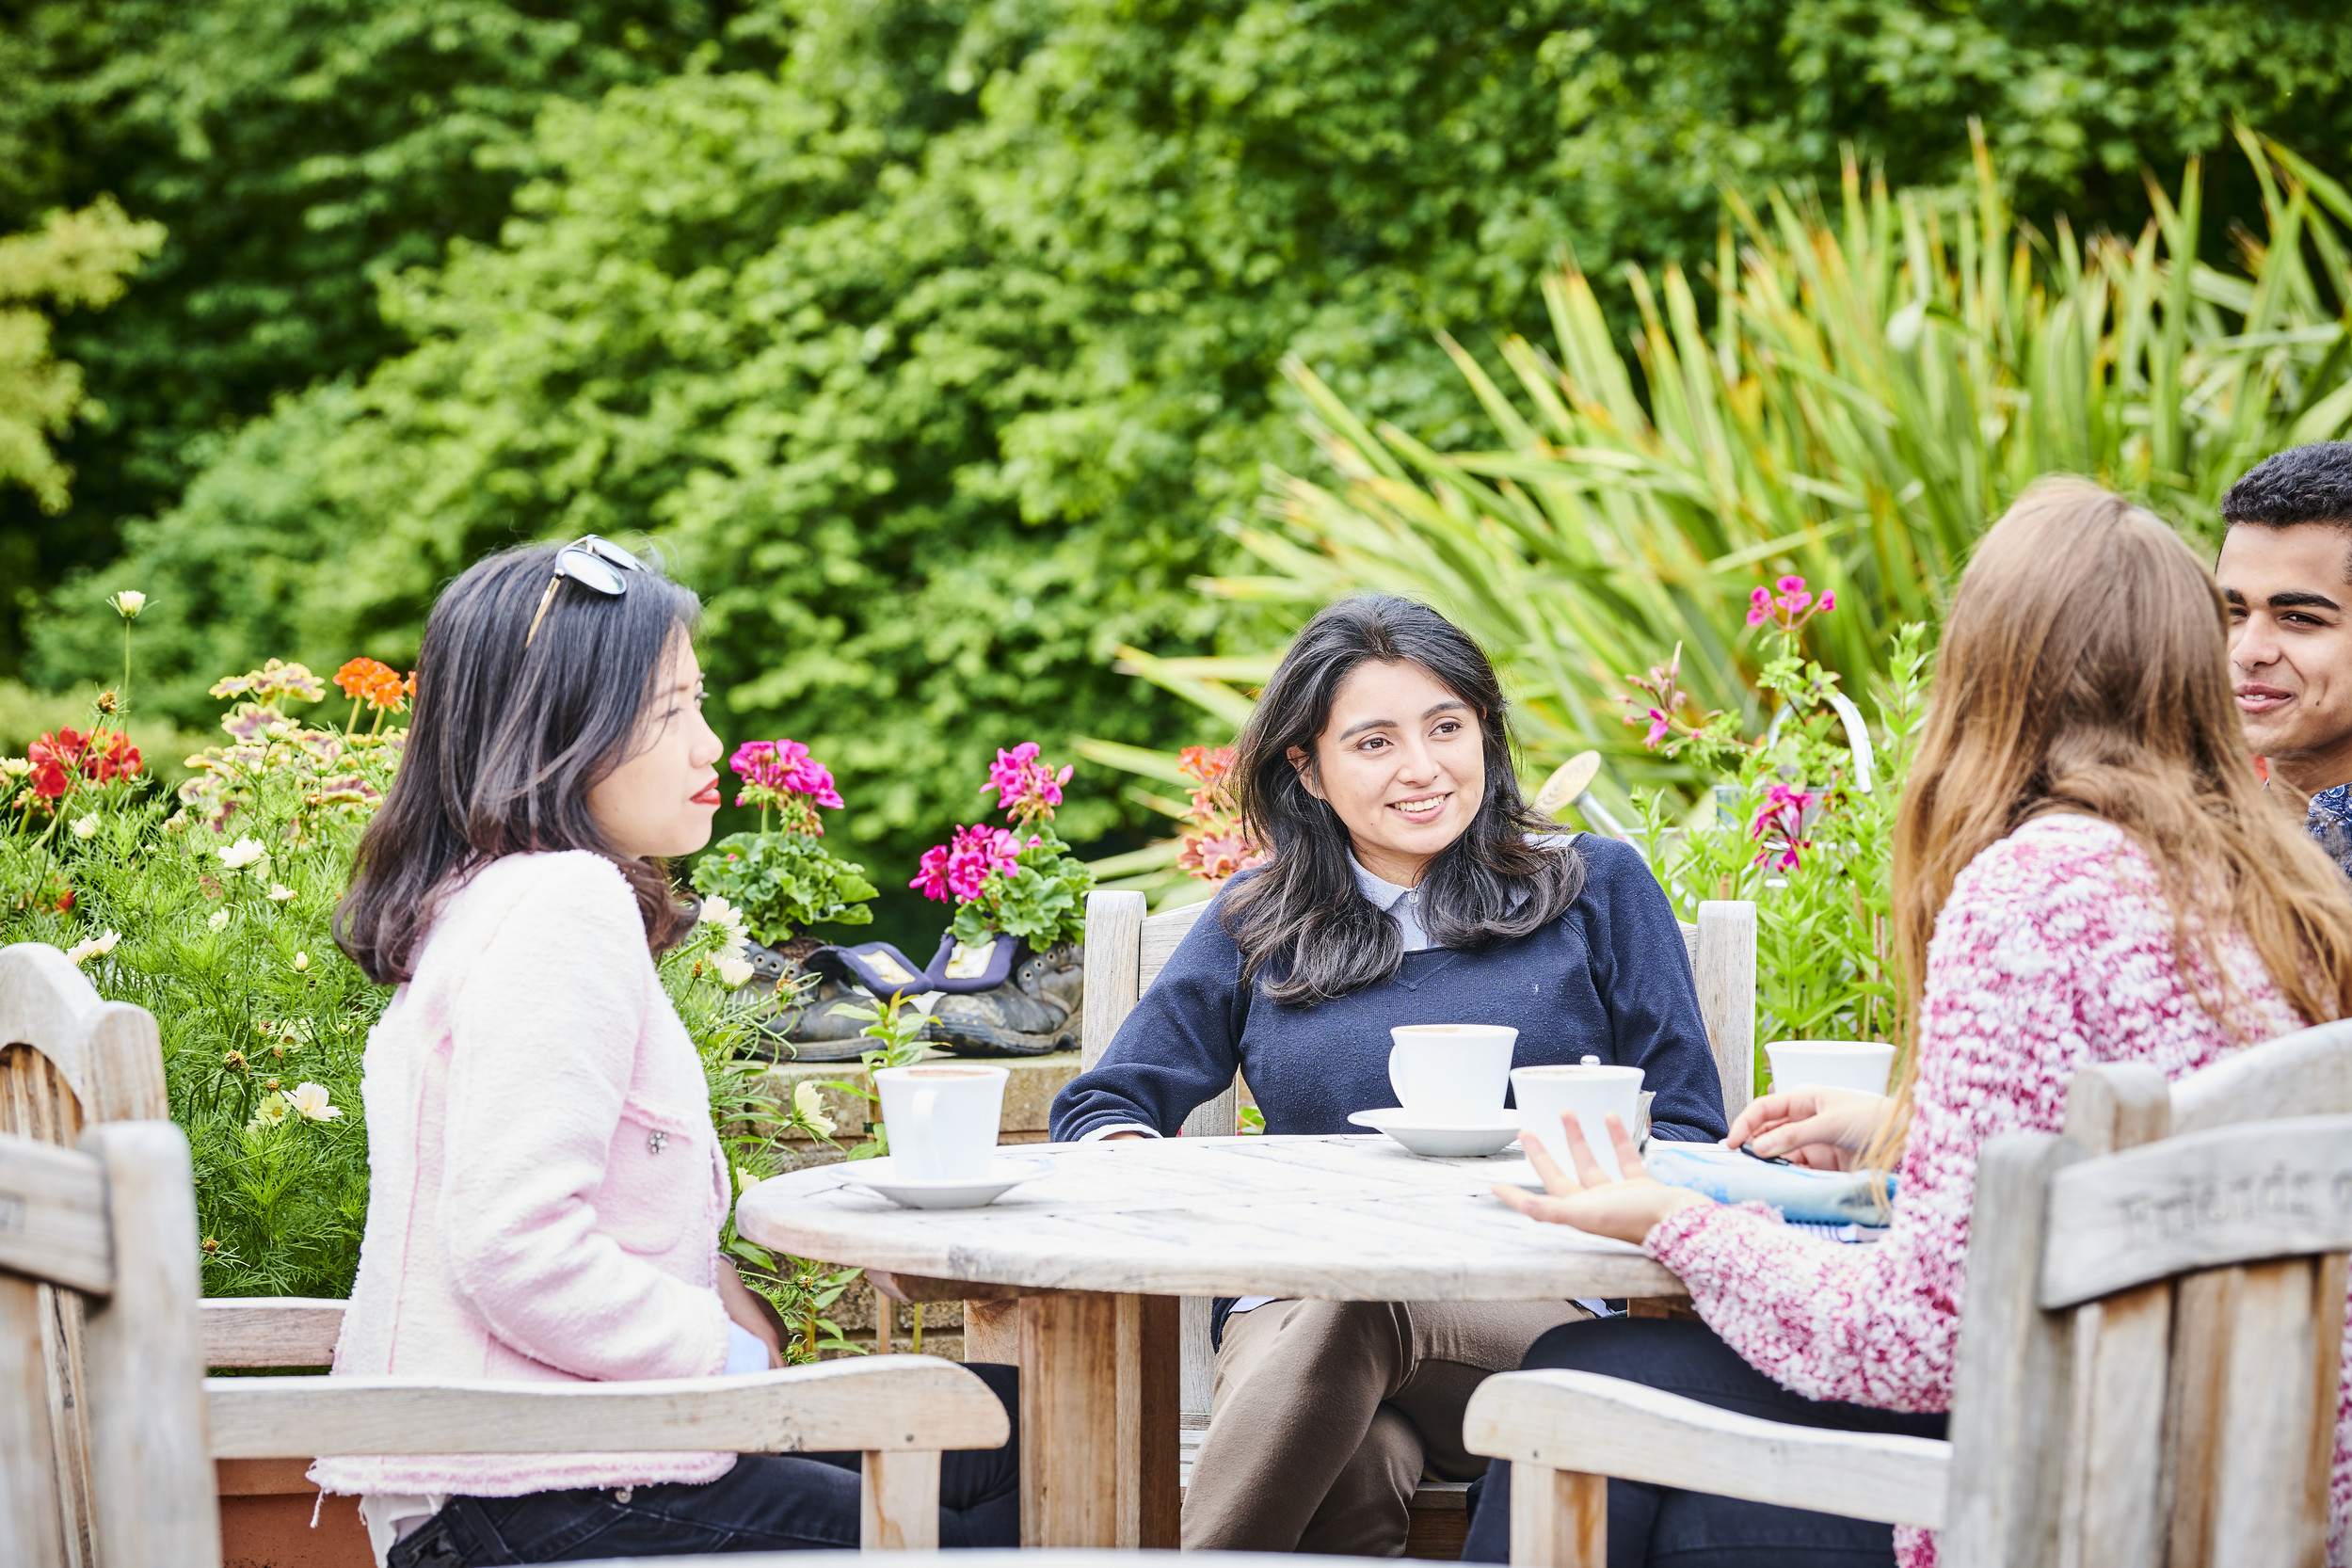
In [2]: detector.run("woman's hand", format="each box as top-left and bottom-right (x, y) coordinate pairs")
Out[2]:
(717, 1259), (786, 1369)
(1493, 1112), (1713, 1245)
(1723, 1086), (1892, 1172)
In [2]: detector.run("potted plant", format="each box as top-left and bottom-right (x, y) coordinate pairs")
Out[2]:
(911, 743), (1096, 1055)
(689, 740), (879, 1048)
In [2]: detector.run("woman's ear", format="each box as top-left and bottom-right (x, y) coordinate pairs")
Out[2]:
(1286, 744), (1326, 802)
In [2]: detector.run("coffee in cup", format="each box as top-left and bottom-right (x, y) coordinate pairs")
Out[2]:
(1512, 1061), (1644, 1179)
(873, 1064), (1009, 1180)
(1387, 1023), (1517, 1125)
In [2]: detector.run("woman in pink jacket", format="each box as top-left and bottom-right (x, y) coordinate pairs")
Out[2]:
(316, 539), (1019, 1563)
(1465, 480), (2352, 1567)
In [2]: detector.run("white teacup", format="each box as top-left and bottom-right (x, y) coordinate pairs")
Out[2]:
(874, 1064), (1009, 1181)
(1387, 1024), (1517, 1126)
(1765, 1040), (1897, 1096)
(1512, 1063), (1644, 1180)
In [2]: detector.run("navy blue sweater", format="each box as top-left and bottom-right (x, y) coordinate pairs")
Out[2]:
(1051, 835), (1730, 1146)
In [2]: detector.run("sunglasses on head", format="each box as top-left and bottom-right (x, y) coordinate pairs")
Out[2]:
(525, 536), (650, 647)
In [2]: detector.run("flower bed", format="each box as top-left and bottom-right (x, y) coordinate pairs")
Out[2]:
(1, 634), (847, 1342)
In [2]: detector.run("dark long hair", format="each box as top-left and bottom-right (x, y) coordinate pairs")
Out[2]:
(337, 543), (704, 984)
(1222, 596), (1582, 1004)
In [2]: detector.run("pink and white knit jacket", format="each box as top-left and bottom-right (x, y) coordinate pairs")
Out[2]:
(309, 852), (735, 1498)
(1645, 813), (2352, 1567)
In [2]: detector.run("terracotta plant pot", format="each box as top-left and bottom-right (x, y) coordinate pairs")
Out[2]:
(216, 1460), (371, 1568)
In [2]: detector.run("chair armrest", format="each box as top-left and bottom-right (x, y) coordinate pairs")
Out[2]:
(207, 1354), (1008, 1459)
(201, 1297), (347, 1368)
(1464, 1369), (1949, 1529)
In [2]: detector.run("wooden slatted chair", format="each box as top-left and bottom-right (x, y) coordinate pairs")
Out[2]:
(1462, 1017), (2352, 1568)
(0, 1117), (1012, 1568)
(1079, 886), (1758, 1556)
(1, 942), (172, 1568)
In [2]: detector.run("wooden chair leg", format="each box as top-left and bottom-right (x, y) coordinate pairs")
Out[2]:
(1511, 1463), (1605, 1568)
(859, 1449), (939, 1551)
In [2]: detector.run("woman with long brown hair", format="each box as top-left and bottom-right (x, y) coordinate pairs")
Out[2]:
(1464, 478), (2352, 1567)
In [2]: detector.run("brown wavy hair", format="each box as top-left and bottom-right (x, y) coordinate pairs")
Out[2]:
(1868, 477), (2352, 1165)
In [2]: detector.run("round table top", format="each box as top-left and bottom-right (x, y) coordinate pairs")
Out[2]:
(734, 1133), (1683, 1301)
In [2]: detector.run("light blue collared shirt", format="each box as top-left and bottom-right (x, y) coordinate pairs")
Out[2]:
(1348, 853), (1436, 952)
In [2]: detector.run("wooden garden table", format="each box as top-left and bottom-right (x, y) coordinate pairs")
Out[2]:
(734, 1133), (1685, 1548)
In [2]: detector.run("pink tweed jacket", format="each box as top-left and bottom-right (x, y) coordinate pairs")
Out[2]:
(1646, 814), (2352, 1567)
(309, 851), (735, 1498)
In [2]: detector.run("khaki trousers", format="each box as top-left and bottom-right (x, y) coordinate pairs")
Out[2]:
(1180, 1298), (1592, 1556)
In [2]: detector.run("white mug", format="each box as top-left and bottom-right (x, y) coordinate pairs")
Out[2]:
(1765, 1040), (1897, 1096)
(1387, 1024), (1517, 1126)
(874, 1064), (1008, 1180)
(1512, 1063), (1644, 1179)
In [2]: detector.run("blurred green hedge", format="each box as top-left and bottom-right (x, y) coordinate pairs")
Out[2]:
(16, 0), (2352, 888)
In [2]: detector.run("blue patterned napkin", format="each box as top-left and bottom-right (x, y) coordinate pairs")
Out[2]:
(1644, 1141), (1896, 1226)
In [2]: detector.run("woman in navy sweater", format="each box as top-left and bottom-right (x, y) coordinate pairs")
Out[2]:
(1049, 595), (1727, 1556)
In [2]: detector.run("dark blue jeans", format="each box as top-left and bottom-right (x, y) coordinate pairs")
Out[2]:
(1460, 1319), (1944, 1567)
(387, 1363), (1020, 1564)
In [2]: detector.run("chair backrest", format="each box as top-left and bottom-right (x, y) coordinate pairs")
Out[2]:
(1079, 889), (1758, 1133)
(1, 944), (172, 1568)
(0, 1121), (221, 1568)
(1944, 1019), (2352, 1568)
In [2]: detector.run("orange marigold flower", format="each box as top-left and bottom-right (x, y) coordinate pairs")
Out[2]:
(334, 657), (411, 712)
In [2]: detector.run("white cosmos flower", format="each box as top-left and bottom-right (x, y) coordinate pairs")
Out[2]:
(108, 589), (147, 620)
(292, 951), (311, 973)
(217, 837), (268, 872)
(713, 952), (755, 989)
(250, 1092), (291, 1128)
(64, 930), (121, 967)
(70, 813), (100, 840)
(287, 1082), (341, 1121)
(700, 894), (748, 942)
(207, 908), (231, 931)
(266, 884), (296, 903)
(793, 1080), (837, 1137)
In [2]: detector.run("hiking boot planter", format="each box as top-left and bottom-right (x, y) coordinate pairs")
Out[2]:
(752, 940), (936, 1062)
(922, 936), (1084, 1058)
(907, 743), (1095, 1057)
(729, 936), (862, 1063)
(753, 940), (931, 1063)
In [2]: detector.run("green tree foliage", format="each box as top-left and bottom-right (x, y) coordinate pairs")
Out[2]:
(0, 198), (162, 509)
(26, 0), (2352, 892)
(0, 0), (781, 669)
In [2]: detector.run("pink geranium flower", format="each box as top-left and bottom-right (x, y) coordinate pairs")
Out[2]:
(730, 738), (846, 832)
(913, 824), (1025, 903)
(985, 741), (1074, 826)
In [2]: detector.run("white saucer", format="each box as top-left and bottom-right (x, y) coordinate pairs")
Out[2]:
(1348, 1109), (1523, 1159)
(839, 1155), (1053, 1210)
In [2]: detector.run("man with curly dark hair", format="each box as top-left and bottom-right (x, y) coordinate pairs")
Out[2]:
(2216, 440), (2352, 876)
